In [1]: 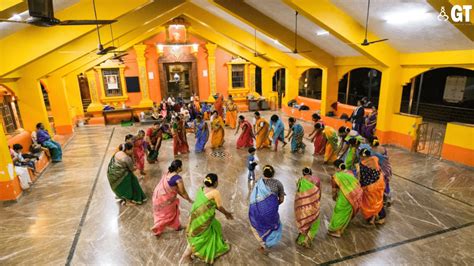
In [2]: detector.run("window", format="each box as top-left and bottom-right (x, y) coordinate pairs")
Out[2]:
(0, 95), (22, 134)
(102, 68), (123, 97)
(299, 68), (322, 100)
(231, 64), (245, 88)
(338, 68), (381, 107)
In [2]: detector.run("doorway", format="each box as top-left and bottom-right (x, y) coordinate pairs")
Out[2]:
(77, 74), (91, 113)
(272, 68), (285, 108)
(164, 63), (192, 99)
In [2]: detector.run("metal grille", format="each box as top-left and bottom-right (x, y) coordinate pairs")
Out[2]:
(209, 150), (231, 159)
(415, 122), (428, 152)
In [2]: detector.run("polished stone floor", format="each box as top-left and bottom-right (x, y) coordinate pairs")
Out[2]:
(1, 112), (473, 265)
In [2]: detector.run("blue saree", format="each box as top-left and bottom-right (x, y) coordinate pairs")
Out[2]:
(270, 120), (285, 145)
(249, 178), (282, 248)
(195, 120), (208, 153)
(290, 123), (305, 153)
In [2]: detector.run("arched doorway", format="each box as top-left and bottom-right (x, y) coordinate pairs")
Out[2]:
(272, 68), (285, 108)
(338, 67), (382, 107)
(299, 68), (323, 100)
(400, 67), (474, 124)
(0, 84), (23, 134)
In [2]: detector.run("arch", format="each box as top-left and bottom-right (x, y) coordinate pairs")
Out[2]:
(298, 68), (323, 100)
(337, 65), (384, 81)
(403, 66), (474, 85)
(0, 84), (17, 97)
(400, 67), (474, 123)
(338, 67), (382, 107)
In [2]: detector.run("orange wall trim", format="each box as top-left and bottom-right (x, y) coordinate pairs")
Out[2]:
(377, 130), (414, 150)
(55, 124), (74, 135)
(0, 178), (22, 201)
(442, 143), (474, 167)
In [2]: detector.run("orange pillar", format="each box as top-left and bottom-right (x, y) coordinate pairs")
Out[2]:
(0, 125), (22, 201)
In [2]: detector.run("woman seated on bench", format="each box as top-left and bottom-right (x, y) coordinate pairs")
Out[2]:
(35, 123), (62, 163)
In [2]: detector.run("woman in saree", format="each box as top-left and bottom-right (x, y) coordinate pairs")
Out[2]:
(344, 137), (361, 176)
(152, 160), (192, 237)
(235, 115), (254, 149)
(210, 111), (225, 149)
(133, 130), (146, 176)
(328, 160), (363, 238)
(314, 123), (338, 164)
(193, 95), (201, 113)
(254, 111), (270, 149)
(225, 97), (238, 129)
(194, 115), (209, 153)
(308, 113), (326, 156)
(359, 148), (386, 225)
(370, 137), (393, 206)
(214, 93), (224, 118)
(107, 142), (147, 205)
(146, 122), (163, 164)
(181, 173), (234, 264)
(268, 114), (287, 151)
(172, 116), (189, 156)
(294, 167), (321, 248)
(362, 106), (377, 139)
(287, 117), (306, 153)
(249, 165), (285, 254)
(35, 122), (62, 162)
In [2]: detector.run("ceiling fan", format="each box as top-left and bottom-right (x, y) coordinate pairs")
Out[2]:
(285, 11), (311, 54)
(253, 29), (266, 57)
(360, 0), (388, 46)
(0, 0), (117, 27)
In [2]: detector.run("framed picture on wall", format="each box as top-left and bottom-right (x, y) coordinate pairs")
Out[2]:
(106, 74), (119, 90)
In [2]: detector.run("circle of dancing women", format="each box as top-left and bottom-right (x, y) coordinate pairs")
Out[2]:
(106, 103), (392, 264)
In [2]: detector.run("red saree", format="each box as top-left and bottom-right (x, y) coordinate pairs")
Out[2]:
(133, 138), (146, 171)
(237, 120), (254, 149)
(313, 131), (326, 155)
(151, 173), (181, 235)
(173, 121), (189, 156)
(214, 95), (224, 117)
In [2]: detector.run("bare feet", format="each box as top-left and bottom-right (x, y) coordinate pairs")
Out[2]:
(176, 225), (186, 231)
(257, 246), (268, 255)
(328, 231), (341, 238)
(375, 218), (385, 225)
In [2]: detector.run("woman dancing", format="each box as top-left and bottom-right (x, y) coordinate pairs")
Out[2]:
(151, 160), (192, 237)
(181, 173), (234, 264)
(235, 115), (254, 149)
(106, 142), (147, 205)
(194, 115), (209, 153)
(249, 165), (285, 254)
(294, 167), (321, 247)
(327, 159), (362, 237)
(210, 111), (225, 149)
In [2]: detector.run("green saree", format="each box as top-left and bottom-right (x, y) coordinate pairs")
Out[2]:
(328, 171), (362, 233)
(294, 176), (321, 248)
(186, 188), (229, 264)
(107, 153), (147, 204)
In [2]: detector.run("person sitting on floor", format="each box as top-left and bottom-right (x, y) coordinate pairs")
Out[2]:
(35, 123), (63, 163)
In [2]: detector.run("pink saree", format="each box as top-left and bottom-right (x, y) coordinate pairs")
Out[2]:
(151, 173), (181, 235)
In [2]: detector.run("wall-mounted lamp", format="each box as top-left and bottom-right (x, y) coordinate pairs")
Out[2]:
(192, 43), (199, 55)
(157, 44), (164, 56)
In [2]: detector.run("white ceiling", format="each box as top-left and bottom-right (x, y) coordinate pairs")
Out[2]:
(331, 0), (473, 53)
(191, 0), (303, 59)
(244, 0), (361, 57)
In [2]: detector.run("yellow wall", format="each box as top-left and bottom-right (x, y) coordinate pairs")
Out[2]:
(390, 113), (423, 138)
(444, 122), (474, 150)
